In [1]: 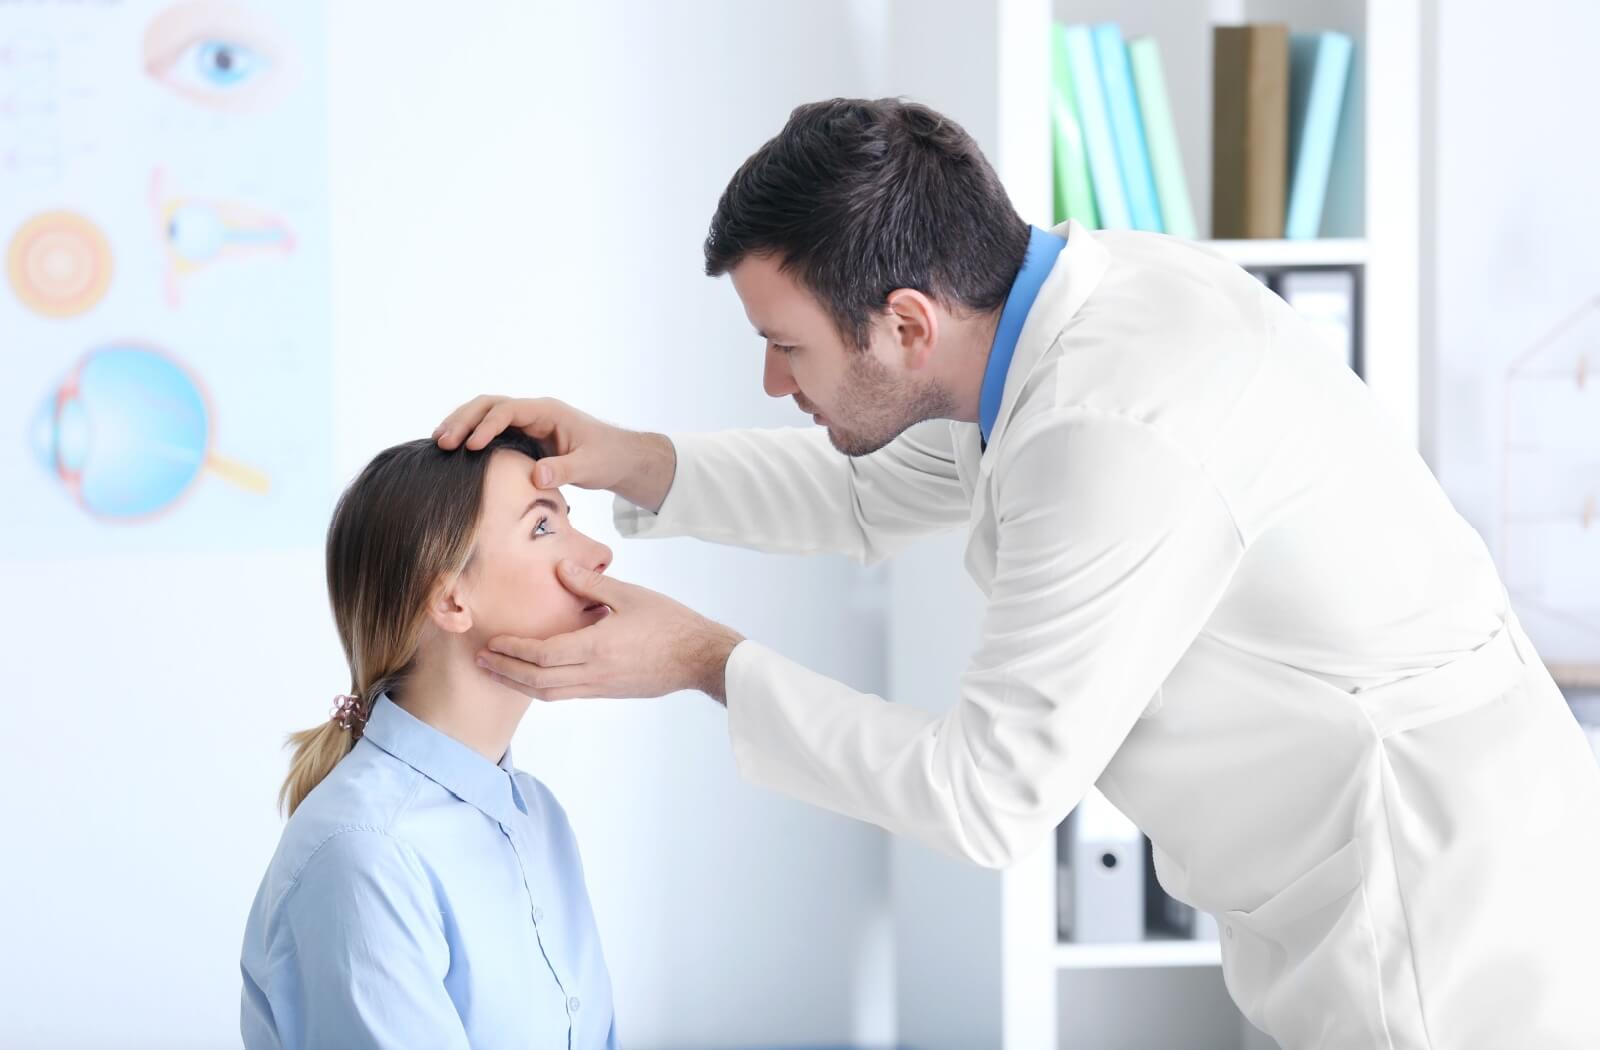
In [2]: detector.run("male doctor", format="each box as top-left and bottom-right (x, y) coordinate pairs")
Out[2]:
(436, 98), (1600, 1047)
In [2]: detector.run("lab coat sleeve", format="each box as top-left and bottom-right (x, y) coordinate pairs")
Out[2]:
(613, 420), (968, 563)
(723, 410), (1245, 868)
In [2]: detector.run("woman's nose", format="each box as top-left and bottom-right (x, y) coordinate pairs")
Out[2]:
(588, 537), (614, 576)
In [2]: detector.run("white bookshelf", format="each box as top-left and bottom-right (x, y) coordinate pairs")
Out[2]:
(883, 2), (1420, 1049)
(1205, 237), (1368, 268)
(1054, 939), (1223, 970)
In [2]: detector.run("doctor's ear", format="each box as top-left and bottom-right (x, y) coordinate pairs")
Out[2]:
(883, 287), (939, 369)
(425, 576), (475, 635)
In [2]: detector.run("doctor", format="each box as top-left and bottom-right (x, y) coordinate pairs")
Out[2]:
(436, 98), (1600, 1048)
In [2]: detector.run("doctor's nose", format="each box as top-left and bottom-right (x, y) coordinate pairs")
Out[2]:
(763, 346), (798, 399)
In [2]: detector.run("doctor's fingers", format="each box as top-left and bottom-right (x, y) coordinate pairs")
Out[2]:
(479, 665), (598, 702)
(477, 650), (592, 693)
(485, 631), (589, 668)
(434, 394), (505, 449)
(462, 398), (535, 451)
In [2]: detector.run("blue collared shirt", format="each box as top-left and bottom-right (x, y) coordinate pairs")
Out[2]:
(979, 225), (1069, 445)
(241, 696), (617, 1050)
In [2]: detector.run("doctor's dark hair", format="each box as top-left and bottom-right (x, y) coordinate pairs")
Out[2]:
(704, 97), (1031, 349)
(278, 430), (545, 816)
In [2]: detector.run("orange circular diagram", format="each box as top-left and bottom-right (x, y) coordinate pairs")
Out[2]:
(7, 210), (114, 318)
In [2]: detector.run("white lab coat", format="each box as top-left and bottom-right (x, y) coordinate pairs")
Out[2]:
(616, 221), (1600, 1048)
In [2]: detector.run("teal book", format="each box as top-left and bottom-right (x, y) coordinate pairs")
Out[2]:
(1050, 24), (1100, 227)
(1092, 23), (1162, 232)
(1062, 24), (1130, 230)
(1285, 31), (1354, 239)
(1128, 36), (1196, 239)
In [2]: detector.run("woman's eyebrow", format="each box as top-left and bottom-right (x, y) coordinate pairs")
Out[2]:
(520, 496), (568, 520)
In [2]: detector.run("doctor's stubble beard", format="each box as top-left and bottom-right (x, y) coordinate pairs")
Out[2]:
(818, 346), (955, 457)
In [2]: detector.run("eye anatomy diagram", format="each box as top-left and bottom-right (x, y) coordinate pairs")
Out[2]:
(1502, 296), (1600, 682)
(7, 210), (113, 318)
(0, 1), (327, 555)
(151, 169), (295, 307)
(30, 344), (269, 521)
(142, 0), (292, 112)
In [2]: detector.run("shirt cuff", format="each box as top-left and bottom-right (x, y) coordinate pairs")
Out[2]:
(610, 432), (704, 539)
(723, 639), (778, 788)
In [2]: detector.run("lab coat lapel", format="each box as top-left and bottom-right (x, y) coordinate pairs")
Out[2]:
(962, 222), (1109, 590)
(977, 220), (1110, 485)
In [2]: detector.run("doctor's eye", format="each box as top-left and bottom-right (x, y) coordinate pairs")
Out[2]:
(143, 1), (290, 111)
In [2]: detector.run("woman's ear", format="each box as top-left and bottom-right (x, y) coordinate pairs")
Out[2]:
(426, 576), (475, 635)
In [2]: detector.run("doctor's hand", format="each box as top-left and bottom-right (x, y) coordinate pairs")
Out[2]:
(434, 395), (678, 513)
(476, 560), (745, 704)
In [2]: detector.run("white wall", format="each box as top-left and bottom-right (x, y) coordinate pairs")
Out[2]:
(1, 3), (897, 1047)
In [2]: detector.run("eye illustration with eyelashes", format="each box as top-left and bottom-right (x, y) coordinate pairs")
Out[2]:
(142, 0), (293, 111)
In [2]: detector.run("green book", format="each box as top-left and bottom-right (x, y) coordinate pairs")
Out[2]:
(1050, 24), (1100, 227)
(1128, 36), (1197, 239)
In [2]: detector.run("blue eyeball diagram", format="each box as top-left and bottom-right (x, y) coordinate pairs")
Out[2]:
(30, 345), (267, 520)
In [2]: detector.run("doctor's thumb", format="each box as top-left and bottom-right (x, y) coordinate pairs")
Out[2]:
(557, 559), (620, 603)
(534, 452), (583, 490)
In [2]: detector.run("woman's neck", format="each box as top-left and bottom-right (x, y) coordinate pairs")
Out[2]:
(393, 642), (532, 764)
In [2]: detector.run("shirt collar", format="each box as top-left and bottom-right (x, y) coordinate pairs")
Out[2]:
(361, 694), (528, 827)
(979, 225), (1069, 444)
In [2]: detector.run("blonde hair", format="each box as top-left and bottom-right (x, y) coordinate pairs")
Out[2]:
(279, 431), (544, 815)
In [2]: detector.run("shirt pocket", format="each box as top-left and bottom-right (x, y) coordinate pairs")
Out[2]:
(1218, 840), (1385, 1047)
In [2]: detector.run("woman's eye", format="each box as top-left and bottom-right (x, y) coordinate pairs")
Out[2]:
(531, 517), (553, 538)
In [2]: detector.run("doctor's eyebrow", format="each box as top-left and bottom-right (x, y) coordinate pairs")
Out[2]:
(520, 497), (568, 520)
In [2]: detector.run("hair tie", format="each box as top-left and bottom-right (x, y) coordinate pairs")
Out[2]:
(330, 693), (368, 735)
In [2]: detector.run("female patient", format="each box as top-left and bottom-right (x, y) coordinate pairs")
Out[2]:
(241, 431), (618, 1049)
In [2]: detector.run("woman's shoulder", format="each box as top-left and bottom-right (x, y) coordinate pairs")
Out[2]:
(267, 742), (429, 888)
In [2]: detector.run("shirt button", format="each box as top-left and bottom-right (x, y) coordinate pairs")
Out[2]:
(532, 908), (545, 923)
(567, 996), (581, 1012)
(1225, 925), (1234, 940)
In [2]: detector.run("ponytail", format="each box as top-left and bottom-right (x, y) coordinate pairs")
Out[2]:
(278, 719), (358, 817)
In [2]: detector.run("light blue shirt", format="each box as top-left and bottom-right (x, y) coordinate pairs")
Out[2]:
(241, 696), (618, 1049)
(979, 225), (1068, 445)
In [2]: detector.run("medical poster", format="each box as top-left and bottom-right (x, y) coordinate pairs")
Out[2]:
(1, 0), (328, 553)
(1498, 298), (1600, 681)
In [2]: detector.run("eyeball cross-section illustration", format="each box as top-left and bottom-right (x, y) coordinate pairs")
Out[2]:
(151, 169), (296, 306)
(6, 210), (114, 319)
(30, 344), (269, 521)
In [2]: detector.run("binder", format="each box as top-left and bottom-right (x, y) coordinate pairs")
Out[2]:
(1061, 24), (1131, 230)
(1058, 787), (1144, 943)
(1286, 32), (1355, 239)
(1212, 24), (1290, 238)
(1050, 24), (1100, 227)
(1093, 23), (1163, 232)
(1129, 35), (1197, 240)
(1279, 268), (1357, 370)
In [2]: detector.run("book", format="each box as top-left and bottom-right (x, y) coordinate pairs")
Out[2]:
(1286, 32), (1355, 239)
(1061, 24), (1130, 230)
(1212, 24), (1290, 239)
(1050, 24), (1100, 227)
(1128, 36), (1196, 239)
(1093, 23), (1163, 232)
